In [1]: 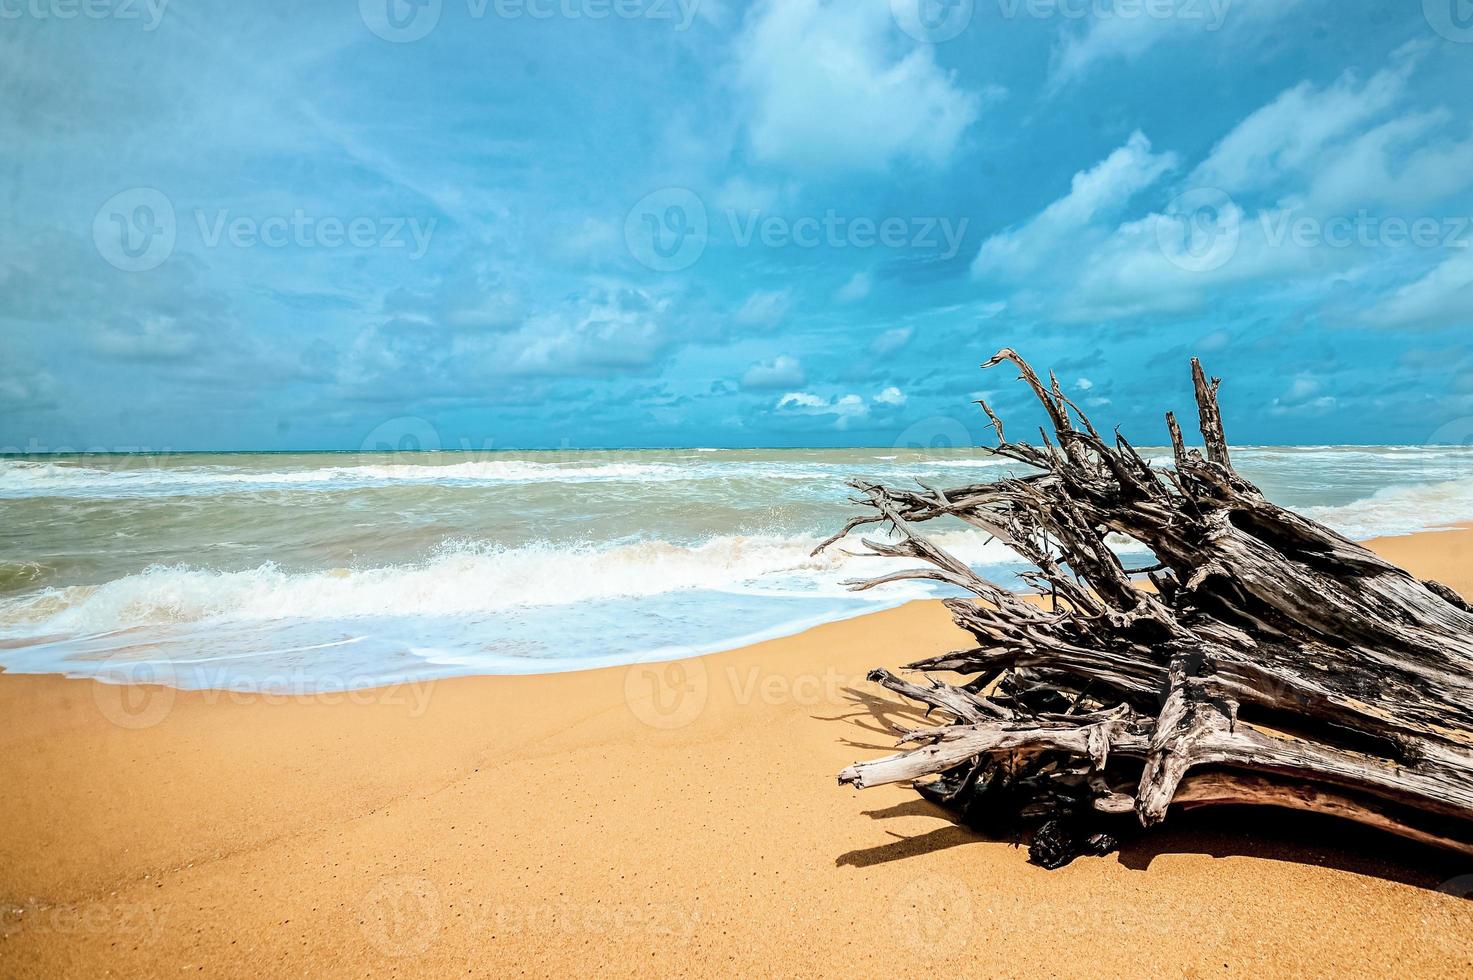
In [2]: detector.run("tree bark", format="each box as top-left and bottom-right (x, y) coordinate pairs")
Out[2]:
(822, 350), (1473, 867)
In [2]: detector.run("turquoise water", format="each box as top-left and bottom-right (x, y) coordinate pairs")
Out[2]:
(1, 446), (1470, 690)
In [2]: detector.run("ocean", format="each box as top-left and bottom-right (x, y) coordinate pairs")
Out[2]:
(1, 446), (1470, 691)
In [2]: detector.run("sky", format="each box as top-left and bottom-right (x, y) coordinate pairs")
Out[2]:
(3, 0), (1473, 451)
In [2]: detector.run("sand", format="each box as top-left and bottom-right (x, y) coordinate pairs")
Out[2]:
(2, 529), (1472, 978)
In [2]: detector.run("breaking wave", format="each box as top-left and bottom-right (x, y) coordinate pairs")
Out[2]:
(0, 456), (1013, 498)
(0, 531), (1020, 636)
(3, 446), (1471, 688)
(1301, 479), (1473, 540)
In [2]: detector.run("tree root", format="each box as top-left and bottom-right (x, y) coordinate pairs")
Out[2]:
(824, 350), (1473, 867)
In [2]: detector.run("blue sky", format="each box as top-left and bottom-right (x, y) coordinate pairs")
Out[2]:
(3, 0), (1473, 451)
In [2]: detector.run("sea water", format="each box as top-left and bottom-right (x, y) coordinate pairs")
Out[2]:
(1, 446), (1470, 691)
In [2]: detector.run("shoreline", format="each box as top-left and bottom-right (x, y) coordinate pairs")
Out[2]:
(2, 527), (1472, 976)
(7, 522), (1473, 695)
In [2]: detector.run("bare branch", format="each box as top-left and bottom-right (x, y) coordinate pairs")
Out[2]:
(829, 350), (1473, 868)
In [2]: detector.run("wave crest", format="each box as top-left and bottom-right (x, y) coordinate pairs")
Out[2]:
(0, 531), (1019, 635)
(0, 456), (1014, 497)
(1301, 479), (1473, 540)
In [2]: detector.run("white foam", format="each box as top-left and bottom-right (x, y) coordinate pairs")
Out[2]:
(1301, 479), (1473, 540)
(0, 531), (1021, 636)
(0, 454), (1030, 499)
(8, 447), (1473, 689)
(0, 458), (692, 494)
(933, 458), (1011, 468)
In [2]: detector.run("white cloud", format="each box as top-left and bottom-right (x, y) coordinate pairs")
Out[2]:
(506, 292), (677, 373)
(777, 392), (825, 409)
(343, 283), (709, 389)
(1188, 55), (1417, 196)
(1054, 198), (1317, 320)
(443, 290), (524, 331)
(734, 288), (793, 329)
(1300, 110), (1473, 212)
(1362, 249), (1473, 328)
(92, 316), (199, 361)
(0, 369), (58, 411)
(870, 325), (913, 355)
(835, 271), (872, 303)
(1286, 375), (1322, 400)
(742, 355), (805, 389)
(734, 0), (980, 173)
(974, 46), (1471, 323)
(714, 176), (785, 214)
(551, 217), (619, 261)
(1269, 375), (1338, 418)
(776, 390), (870, 427)
(1049, 0), (1304, 91)
(972, 132), (1177, 279)
(874, 386), (906, 406)
(1270, 395), (1338, 417)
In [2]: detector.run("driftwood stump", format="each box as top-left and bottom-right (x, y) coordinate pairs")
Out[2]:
(821, 350), (1473, 867)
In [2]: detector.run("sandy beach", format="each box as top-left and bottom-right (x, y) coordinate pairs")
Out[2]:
(10, 1), (1473, 974)
(2, 527), (1472, 979)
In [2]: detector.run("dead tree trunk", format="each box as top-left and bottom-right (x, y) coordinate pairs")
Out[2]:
(821, 350), (1473, 868)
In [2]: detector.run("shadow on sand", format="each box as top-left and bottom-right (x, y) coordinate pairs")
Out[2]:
(825, 687), (1471, 893)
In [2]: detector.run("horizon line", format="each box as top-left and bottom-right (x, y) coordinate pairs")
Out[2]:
(2, 442), (1468, 456)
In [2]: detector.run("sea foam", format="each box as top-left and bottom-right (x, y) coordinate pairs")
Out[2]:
(2, 446), (1471, 689)
(0, 531), (1020, 636)
(1301, 479), (1473, 540)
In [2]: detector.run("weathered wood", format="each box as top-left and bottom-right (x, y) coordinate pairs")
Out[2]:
(825, 351), (1473, 868)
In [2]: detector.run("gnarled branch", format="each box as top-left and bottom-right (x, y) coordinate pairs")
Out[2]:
(826, 351), (1473, 868)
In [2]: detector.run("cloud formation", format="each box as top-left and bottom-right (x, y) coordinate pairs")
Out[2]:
(742, 355), (805, 389)
(2, 1), (1469, 449)
(734, 0), (980, 173)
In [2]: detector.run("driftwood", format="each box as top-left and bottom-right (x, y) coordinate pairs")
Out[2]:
(822, 350), (1473, 868)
